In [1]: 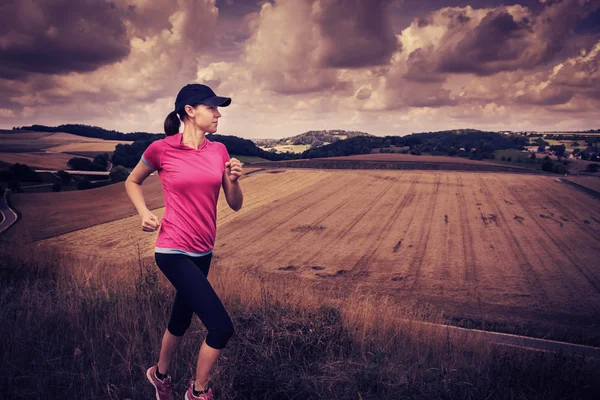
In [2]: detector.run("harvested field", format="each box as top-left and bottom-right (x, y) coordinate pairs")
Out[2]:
(5, 175), (165, 242)
(45, 140), (133, 153)
(39, 170), (330, 261)
(0, 131), (133, 153)
(16, 169), (600, 343)
(0, 152), (75, 170)
(0, 132), (55, 140)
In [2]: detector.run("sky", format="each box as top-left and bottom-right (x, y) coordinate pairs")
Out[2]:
(0, 0), (599, 139)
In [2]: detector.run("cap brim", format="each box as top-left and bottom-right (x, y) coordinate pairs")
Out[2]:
(202, 96), (231, 107)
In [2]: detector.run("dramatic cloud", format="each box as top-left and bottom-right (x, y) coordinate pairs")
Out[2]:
(242, 0), (400, 94)
(401, 0), (599, 77)
(0, 0), (598, 137)
(0, 0), (130, 79)
(2, 0), (219, 125)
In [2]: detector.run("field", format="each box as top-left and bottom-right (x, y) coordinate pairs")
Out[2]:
(0, 152), (76, 170)
(21, 169), (600, 344)
(259, 144), (311, 154)
(0, 131), (132, 162)
(564, 176), (600, 193)
(321, 153), (503, 165)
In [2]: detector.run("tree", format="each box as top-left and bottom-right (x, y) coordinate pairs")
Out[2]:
(572, 141), (580, 147)
(501, 156), (506, 161)
(52, 182), (62, 192)
(93, 154), (109, 169)
(109, 166), (130, 183)
(77, 178), (91, 190)
(541, 157), (554, 172)
(549, 144), (566, 158)
(530, 152), (536, 159)
(8, 180), (22, 192)
(590, 153), (598, 162)
(0, 186), (4, 196)
(56, 170), (72, 184)
(537, 144), (546, 152)
(9, 163), (41, 182)
(507, 156), (512, 162)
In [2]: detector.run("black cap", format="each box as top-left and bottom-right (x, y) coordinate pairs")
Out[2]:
(174, 84), (231, 113)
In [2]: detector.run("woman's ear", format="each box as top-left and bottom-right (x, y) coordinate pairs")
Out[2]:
(184, 105), (194, 118)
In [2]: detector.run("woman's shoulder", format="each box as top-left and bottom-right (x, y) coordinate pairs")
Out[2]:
(208, 139), (228, 152)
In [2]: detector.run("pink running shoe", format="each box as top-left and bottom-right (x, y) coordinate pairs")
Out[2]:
(184, 380), (214, 400)
(146, 365), (174, 400)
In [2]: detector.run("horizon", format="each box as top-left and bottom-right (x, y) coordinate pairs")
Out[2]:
(1, 0), (599, 139)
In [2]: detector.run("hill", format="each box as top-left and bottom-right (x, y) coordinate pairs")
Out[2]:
(256, 130), (372, 153)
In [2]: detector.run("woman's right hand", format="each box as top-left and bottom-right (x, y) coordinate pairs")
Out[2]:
(141, 210), (161, 232)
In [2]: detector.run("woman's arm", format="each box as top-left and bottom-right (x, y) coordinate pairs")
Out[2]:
(222, 158), (244, 211)
(125, 161), (161, 231)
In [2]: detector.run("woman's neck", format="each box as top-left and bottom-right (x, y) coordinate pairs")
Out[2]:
(181, 125), (206, 150)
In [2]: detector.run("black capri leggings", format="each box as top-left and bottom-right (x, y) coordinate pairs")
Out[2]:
(155, 252), (234, 350)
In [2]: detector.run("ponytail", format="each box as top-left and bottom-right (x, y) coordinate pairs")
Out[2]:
(164, 111), (181, 136)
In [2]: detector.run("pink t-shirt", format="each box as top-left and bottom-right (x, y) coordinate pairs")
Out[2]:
(141, 133), (230, 254)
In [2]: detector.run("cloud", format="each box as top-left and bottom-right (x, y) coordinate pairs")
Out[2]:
(242, 0), (400, 94)
(314, 0), (399, 68)
(399, 0), (599, 78)
(0, 0), (130, 79)
(1, 0), (219, 122)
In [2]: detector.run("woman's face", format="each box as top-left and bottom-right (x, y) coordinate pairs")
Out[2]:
(186, 104), (222, 133)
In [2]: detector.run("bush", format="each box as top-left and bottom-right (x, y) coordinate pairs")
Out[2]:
(52, 182), (62, 192)
(586, 163), (600, 173)
(501, 156), (506, 161)
(109, 166), (130, 183)
(507, 156), (512, 162)
(552, 163), (567, 174)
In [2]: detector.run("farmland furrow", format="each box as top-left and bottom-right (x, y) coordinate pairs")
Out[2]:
(218, 173), (356, 256)
(530, 177), (600, 241)
(405, 172), (442, 292)
(479, 177), (552, 308)
(261, 173), (382, 265)
(302, 173), (404, 267)
(457, 174), (482, 309)
(349, 173), (422, 278)
(507, 184), (600, 299)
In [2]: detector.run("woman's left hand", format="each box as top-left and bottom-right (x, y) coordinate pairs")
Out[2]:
(225, 158), (243, 183)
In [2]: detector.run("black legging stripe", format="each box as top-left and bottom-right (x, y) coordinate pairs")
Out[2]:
(155, 252), (234, 349)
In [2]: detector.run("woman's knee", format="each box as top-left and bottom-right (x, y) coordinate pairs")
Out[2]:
(206, 320), (235, 349)
(167, 318), (191, 337)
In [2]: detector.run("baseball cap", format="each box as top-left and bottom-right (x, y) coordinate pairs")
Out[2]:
(174, 84), (231, 112)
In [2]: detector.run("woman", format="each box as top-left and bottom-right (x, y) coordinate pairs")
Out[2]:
(125, 83), (243, 400)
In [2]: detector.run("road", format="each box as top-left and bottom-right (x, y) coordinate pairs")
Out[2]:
(0, 190), (18, 234)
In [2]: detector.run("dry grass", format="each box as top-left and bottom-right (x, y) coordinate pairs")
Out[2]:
(1, 239), (598, 399)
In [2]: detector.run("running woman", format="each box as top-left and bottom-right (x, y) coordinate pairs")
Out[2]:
(125, 84), (243, 400)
